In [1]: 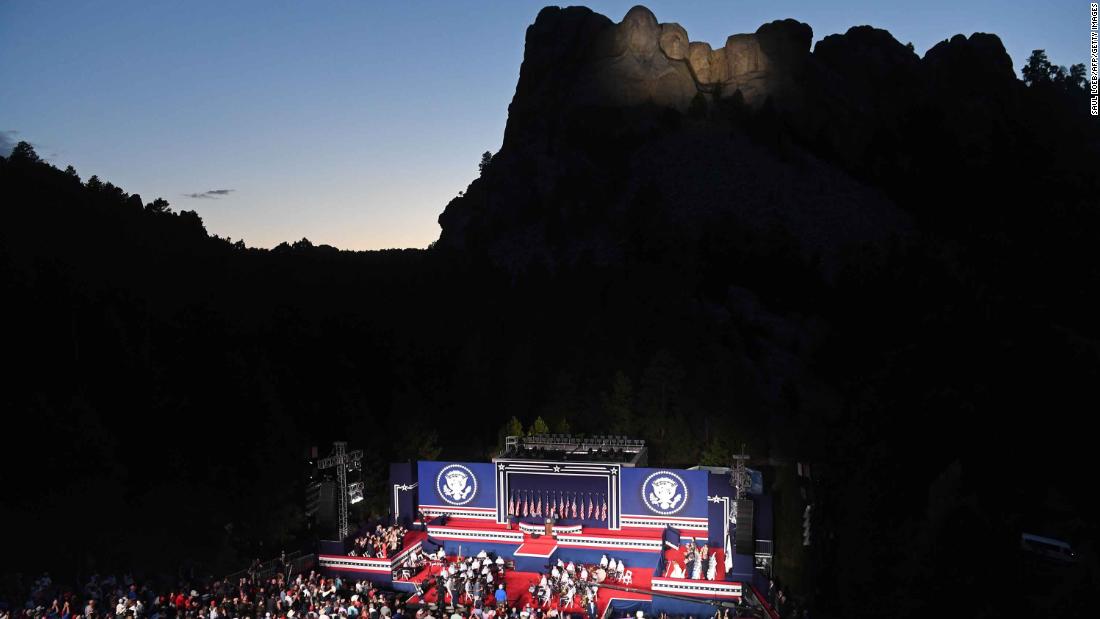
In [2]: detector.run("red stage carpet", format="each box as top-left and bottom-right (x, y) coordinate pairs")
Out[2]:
(405, 530), (427, 548)
(515, 535), (558, 558)
(405, 564), (655, 618)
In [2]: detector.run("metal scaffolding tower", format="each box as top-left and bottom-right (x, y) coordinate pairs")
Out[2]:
(317, 441), (363, 541)
(730, 443), (751, 499)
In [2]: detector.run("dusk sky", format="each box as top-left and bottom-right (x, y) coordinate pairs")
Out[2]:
(1, 0), (1084, 250)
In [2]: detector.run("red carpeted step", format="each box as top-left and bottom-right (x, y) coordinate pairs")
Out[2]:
(514, 536), (558, 557)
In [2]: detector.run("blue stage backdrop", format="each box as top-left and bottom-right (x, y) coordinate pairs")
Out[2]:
(707, 471), (736, 549)
(417, 461), (496, 517)
(620, 468), (708, 521)
(389, 462), (417, 527)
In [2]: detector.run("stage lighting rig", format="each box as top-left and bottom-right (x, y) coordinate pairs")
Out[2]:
(317, 441), (363, 539)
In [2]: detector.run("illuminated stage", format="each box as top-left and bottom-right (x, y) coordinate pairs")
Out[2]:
(320, 435), (773, 616)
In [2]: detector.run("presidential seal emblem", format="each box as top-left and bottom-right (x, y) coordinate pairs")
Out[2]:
(436, 464), (477, 505)
(642, 470), (687, 515)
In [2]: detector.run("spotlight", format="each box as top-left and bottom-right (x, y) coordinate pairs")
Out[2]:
(349, 482), (364, 505)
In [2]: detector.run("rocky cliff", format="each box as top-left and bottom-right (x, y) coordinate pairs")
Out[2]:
(437, 5), (1074, 279)
(507, 5), (811, 115)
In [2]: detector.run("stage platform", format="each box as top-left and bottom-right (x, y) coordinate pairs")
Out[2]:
(317, 530), (427, 578)
(514, 536), (558, 558)
(402, 560), (656, 619)
(401, 560), (742, 617)
(371, 452), (771, 616)
(660, 544), (727, 578)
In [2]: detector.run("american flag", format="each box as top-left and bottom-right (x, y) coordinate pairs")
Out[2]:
(508, 493), (515, 516)
(588, 494), (594, 519)
(571, 495), (578, 518)
(536, 495), (542, 517)
(522, 493), (528, 517)
(600, 496), (607, 521)
(560, 493), (566, 517)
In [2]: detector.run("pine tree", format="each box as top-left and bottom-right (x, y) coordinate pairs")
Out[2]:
(1022, 50), (1053, 86)
(528, 416), (550, 436)
(478, 151), (493, 177)
(497, 416), (524, 452)
(146, 198), (171, 214)
(10, 141), (40, 163)
(601, 371), (634, 435)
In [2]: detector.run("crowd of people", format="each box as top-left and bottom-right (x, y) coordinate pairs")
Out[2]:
(525, 557), (604, 617)
(349, 525), (409, 559)
(1, 529), (784, 619)
(3, 567), (416, 619)
(1, 564), (770, 619)
(763, 579), (805, 619)
(426, 550), (507, 610)
(2, 558), (778, 619)
(413, 548), (638, 619)
(666, 541), (719, 581)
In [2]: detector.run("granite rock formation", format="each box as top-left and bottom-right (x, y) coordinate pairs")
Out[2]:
(437, 5), (1031, 278)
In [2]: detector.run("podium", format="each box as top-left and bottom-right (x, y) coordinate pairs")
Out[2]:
(545, 517), (555, 538)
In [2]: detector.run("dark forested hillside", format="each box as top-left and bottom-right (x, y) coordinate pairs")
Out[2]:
(3, 5), (1099, 617)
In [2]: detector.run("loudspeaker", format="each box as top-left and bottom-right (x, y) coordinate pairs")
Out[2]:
(735, 499), (755, 555)
(316, 480), (337, 531)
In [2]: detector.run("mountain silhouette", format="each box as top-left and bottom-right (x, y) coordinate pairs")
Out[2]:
(2, 5), (1098, 617)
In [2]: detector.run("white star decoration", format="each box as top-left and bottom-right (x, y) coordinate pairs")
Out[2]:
(498, 464), (505, 470)
(552, 465), (561, 472)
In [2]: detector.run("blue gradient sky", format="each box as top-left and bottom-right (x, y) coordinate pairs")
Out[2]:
(0, 1), (1085, 250)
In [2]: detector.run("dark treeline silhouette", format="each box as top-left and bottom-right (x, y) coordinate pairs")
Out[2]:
(2, 8), (1099, 617)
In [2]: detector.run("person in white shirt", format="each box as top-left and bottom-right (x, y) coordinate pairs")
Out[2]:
(706, 554), (717, 580)
(599, 555), (608, 569)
